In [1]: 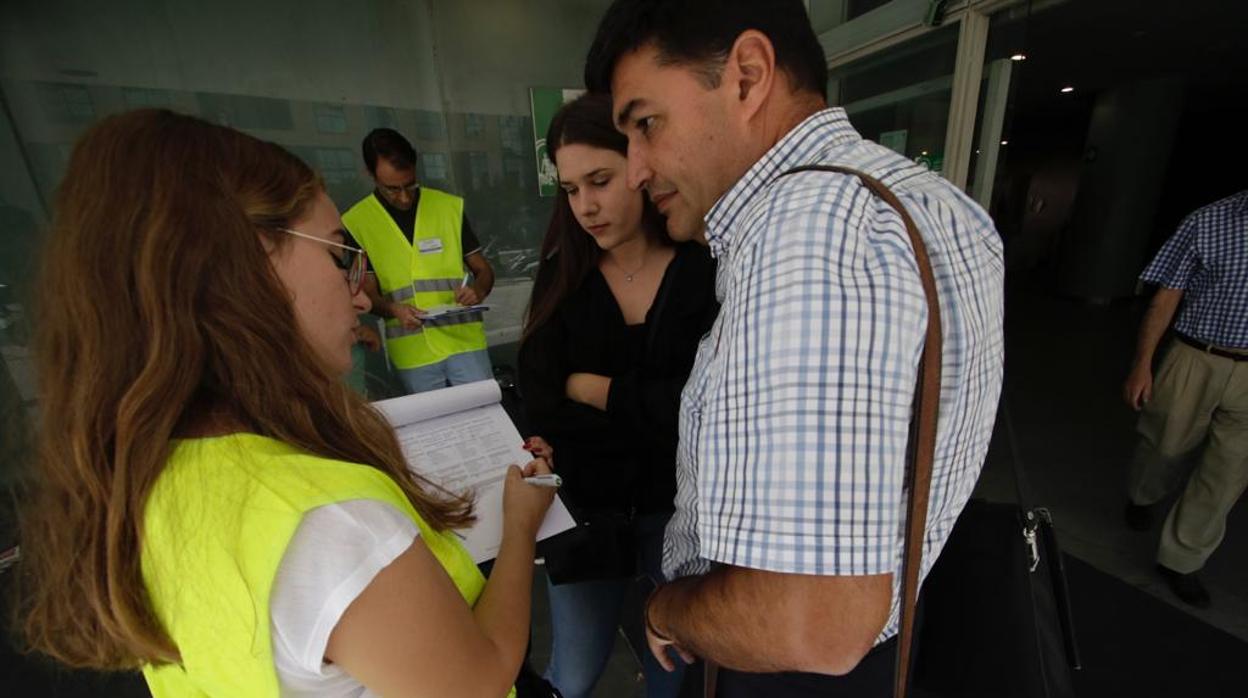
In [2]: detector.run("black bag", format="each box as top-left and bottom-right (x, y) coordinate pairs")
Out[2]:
(912, 400), (1082, 698)
(539, 508), (637, 585)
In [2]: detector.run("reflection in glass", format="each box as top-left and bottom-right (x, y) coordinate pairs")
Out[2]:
(828, 23), (959, 174)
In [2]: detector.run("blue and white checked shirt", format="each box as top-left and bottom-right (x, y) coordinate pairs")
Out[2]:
(1140, 190), (1248, 349)
(664, 108), (1005, 645)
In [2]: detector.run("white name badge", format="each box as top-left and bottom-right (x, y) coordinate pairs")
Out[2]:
(417, 237), (444, 254)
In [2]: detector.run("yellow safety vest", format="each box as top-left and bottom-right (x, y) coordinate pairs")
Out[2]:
(342, 189), (487, 370)
(140, 433), (507, 697)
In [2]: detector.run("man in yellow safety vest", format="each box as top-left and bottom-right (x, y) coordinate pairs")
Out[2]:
(343, 128), (495, 394)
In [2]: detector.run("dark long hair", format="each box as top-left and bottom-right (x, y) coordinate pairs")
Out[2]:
(521, 92), (669, 342)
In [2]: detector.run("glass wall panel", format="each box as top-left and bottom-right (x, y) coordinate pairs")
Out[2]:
(0, 0), (614, 495)
(809, 0), (905, 33)
(828, 22), (959, 174)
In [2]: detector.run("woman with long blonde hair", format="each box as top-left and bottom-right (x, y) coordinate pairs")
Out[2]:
(17, 108), (553, 697)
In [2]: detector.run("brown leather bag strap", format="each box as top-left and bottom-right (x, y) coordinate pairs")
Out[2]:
(781, 164), (942, 698)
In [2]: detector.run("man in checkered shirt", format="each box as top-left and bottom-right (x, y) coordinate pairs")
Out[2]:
(586, 1), (1004, 694)
(1123, 190), (1248, 610)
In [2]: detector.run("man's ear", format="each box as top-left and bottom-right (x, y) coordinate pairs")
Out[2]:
(724, 30), (777, 123)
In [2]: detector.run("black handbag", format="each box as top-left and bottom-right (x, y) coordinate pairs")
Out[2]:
(539, 507), (638, 584)
(912, 398), (1082, 698)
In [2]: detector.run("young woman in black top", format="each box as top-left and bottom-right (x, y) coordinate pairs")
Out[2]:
(518, 93), (717, 698)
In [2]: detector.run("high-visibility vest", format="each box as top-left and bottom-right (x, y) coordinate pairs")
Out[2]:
(342, 189), (487, 370)
(140, 433), (505, 697)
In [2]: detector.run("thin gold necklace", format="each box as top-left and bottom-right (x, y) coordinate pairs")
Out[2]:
(608, 249), (647, 282)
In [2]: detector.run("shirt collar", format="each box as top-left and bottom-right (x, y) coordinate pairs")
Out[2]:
(703, 107), (861, 257)
(1236, 190), (1248, 213)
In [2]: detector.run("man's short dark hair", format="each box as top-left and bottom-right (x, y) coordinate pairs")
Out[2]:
(584, 0), (828, 99)
(362, 128), (417, 175)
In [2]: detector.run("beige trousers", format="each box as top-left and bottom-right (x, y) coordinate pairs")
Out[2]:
(1128, 340), (1248, 573)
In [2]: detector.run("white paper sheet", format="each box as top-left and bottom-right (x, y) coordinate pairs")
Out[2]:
(373, 379), (501, 427)
(375, 381), (576, 562)
(418, 304), (491, 320)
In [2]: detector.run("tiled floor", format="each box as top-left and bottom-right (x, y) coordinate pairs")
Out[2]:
(977, 282), (1248, 642)
(528, 565), (652, 698)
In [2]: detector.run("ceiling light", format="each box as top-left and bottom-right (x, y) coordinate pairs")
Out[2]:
(1060, 86), (1075, 93)
(1010, 53), (1027, 62)
(1000, 140), (1009, 146)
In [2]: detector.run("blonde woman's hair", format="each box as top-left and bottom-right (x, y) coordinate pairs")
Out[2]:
(17, 109), (473, 669)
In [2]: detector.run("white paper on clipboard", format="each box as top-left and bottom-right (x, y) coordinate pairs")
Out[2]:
(373, 380), (575, 562)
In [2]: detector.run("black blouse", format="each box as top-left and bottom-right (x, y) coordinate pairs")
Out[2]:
(518, 242), (718, 515)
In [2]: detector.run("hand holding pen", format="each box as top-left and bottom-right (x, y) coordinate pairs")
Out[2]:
(523, 474), (562, 488)
(454, 271), (481, 306)
(502, 456), (557, 536)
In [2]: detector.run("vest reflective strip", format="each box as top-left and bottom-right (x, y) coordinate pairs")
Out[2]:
(385, 311), (486, 339)
(385, 278), (462, 302)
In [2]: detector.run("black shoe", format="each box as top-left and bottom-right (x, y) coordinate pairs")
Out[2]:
(1124, 502), (1153, 531)
(1157, 564), (1211, 609)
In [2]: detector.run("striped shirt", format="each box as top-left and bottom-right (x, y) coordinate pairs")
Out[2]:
(1140, 191), (1248, 349)
(664, 108), (1005, 644)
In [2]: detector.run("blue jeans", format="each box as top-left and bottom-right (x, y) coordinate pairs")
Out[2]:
(396, 349), (493, 394)
(544, 513), (685, 698)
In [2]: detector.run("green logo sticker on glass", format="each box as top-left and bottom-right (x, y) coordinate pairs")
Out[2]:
(530, 87), (586, 197)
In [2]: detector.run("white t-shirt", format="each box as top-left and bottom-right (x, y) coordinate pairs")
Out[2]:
(269, 499), (419, 697)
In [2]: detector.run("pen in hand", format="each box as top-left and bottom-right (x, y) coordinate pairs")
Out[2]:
(523, 474), (561, 488)
(455, 272), (477, 306)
